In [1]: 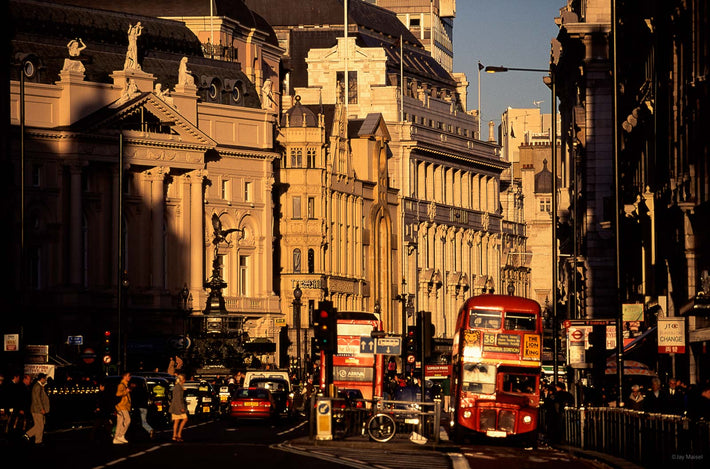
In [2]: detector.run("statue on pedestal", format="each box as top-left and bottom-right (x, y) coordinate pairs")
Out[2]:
(123, 22), (143, 71)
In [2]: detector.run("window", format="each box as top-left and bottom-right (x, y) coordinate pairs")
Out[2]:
(244, 181), (252, 202)
(307, 248), (315, 273)
(504, 312), (536, 331)
(468, 310), (502, 329)
(292, 197), (301, 219)
(221, 179), (230, 200)
(290, 148), (303, 168)
(501, 372), (537, 394)
(293, 249), (301, 273)
(336, 71), (358, 104)
(462, 363), (496, 394)
(31, 164), (41, 187)
(540, 197), (551, 213)
(239, 255), (249, 296)
(307, 148), (316, 168)
(29, 246), (41, 289)
(307, 197), (315, 219)
(409, 18), (420, 27)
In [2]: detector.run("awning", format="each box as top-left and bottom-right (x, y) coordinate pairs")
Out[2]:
(623, 326), (656, 353)
(605, 359), (655, 376)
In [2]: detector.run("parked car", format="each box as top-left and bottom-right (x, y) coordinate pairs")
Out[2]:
(248, 377), (294, 419)
(229, 387), (276, 420)
(183, 380), (217, 417)
(144, 377), (171, 426)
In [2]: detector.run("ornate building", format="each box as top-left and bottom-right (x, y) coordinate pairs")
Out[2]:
(245, 0), (521, 338)
(6, 0), (280, 370)
(553, 0), (709, 383)
(277, 97), (398, 360)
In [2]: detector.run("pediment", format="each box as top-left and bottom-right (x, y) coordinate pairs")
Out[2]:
(358, 113), (390, 142)
(72, 92), (217, 148)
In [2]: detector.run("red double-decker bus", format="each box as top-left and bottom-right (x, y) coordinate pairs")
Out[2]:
(332, 311), (384, 400)
(450, 294), (542, 444)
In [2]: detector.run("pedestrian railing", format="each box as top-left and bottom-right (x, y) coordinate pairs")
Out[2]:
(543, 406), (710, 467)
(311, 396), (442, 443)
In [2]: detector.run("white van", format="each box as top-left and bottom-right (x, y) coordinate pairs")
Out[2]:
(243, 370), (291, 389)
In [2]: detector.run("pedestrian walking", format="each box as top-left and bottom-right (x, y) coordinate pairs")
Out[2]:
(113, 372), (131, 444)
(24, 373), (50, 445)
(665, 377), (686, 415)
(91, 382), (115, 443)
(130, 380), (154, 439)
(170, 374), (187, 441)
(626, 384), (645, 411)
(643, 377), (666, 413)
(167, 356), (176, 375)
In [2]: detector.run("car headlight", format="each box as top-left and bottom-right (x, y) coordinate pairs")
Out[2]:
(523, 415), (532, 424)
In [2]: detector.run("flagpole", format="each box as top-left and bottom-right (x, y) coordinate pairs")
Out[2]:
(400, 35), (404, 122)
(344, 0), (348, 119)
(477, 62), (482, 139)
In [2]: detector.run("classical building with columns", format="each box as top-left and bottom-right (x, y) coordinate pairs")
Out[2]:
(6, 0), (280, 369)
(245, 0), (521, 338)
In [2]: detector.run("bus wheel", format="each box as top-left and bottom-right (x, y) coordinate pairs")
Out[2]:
(366, 413), (396, 443)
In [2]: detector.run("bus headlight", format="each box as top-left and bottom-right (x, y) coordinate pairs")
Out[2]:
(463, 410), (472, 419)
(523, 415), (532, 424)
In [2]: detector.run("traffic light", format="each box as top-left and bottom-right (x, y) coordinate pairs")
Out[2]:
(315, 301), (337, 353)
(405, 325), (418, 373)
(103, 330), (112, 364)
(416, 311), (434, 360)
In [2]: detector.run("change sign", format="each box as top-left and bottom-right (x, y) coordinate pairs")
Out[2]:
(658, 317), (686, 354)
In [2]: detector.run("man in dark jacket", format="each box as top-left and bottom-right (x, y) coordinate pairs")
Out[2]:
(643, 378), (667, 413)
(91, 382), (115, 443)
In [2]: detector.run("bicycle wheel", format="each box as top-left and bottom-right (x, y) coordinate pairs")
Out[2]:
(366, 413), (396, 443)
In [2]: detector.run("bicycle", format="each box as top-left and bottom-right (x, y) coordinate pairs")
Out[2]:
(365, 411), (397, 442)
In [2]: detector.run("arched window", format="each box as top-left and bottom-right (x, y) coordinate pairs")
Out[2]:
(307, 249), (315, 273)
(293, 249), (301, 273)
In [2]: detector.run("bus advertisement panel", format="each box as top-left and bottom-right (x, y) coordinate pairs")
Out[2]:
(333, 312), (383, 400)
(450, 295), (542, 444)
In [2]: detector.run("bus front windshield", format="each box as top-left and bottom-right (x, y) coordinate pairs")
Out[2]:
(501, 372), (537, 394)
(462, 363), (496, 394)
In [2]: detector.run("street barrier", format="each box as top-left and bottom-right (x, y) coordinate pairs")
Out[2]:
(542, 406), (710, 467)
(309, 396), (442, 443)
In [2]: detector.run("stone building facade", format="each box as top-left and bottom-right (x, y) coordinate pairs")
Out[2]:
(6, 0), (280, 368)
(245, 0), (521, 338)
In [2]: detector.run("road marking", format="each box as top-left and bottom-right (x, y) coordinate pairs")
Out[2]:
(448, 453), (472, 469)
(277, 420), (308, 436)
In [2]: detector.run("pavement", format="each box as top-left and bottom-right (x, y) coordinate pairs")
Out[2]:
(280, 427), (645, 469)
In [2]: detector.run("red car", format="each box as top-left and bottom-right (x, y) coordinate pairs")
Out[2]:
(229, 388), (275, 420)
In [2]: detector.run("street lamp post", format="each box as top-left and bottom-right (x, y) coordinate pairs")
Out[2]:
(485, 65), (559, 381)
(293, 283), (302, 382)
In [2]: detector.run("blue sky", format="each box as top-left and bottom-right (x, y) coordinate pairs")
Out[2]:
(453, 0), (563, 129)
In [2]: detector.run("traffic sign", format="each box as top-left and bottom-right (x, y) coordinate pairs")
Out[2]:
(359, 337), (375, 354)
(375, 337), (402, 355)
(67, 335), (83, 346)
(81, 347), (96, 364)
(103, 355), (111, 364)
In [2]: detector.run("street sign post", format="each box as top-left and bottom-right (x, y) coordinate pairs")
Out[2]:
(375, 337), (402, 355)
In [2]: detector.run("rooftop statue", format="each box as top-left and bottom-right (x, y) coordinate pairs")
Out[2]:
(62, 38), (87, 73)
(123, 22), (143, 71)
(178, 57), (195, 87)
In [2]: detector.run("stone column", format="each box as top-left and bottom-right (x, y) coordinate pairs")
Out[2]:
(68, 162), (84, 285)
(188, 170), (205, 303)
(149, 167), (167, 289)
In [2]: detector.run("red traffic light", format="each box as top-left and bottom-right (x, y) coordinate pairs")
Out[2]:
(319, 310), (329, 319)
(104, 331), (111, 338)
